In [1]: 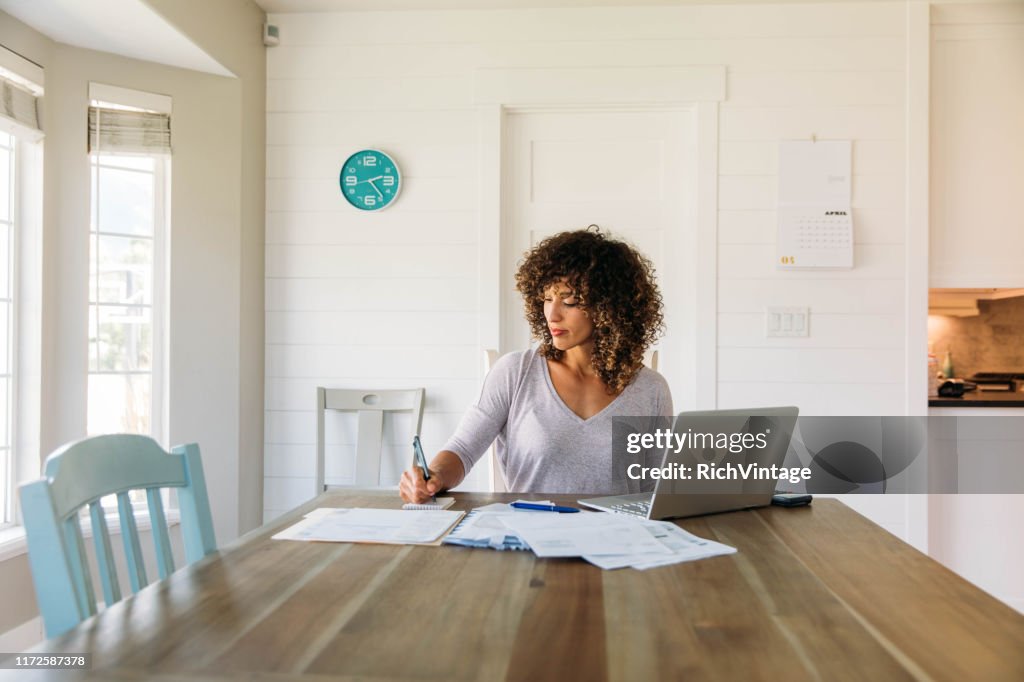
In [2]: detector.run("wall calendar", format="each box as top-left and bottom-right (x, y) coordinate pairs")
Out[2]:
(777, 140), (854, 269)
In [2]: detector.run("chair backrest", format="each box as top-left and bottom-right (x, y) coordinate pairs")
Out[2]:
(19, 434), (217, 638)
(316, 387), (425, 493)
(482, 349), (509, 493)
(644, 348), (659, 371)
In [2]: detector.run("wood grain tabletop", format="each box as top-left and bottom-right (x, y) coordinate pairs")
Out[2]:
(6, 491), (1024, 681)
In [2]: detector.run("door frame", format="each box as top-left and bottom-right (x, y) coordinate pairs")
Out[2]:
(475, 66), (725, 411)
(905, 1), (930, 552)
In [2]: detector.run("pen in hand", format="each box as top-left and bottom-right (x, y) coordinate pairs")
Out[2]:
(412, 435), (436, 502)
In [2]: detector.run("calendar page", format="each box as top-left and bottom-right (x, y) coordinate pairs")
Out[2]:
(777, 206), (853, 269)
(777, 141), (854, 270)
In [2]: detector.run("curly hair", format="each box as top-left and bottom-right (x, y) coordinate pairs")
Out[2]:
(514, 227), (664, 394)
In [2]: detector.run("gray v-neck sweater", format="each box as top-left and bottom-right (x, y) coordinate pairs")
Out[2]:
(443, 348), (673, 494)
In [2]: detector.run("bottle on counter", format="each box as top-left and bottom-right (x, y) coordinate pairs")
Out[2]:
(941, 348), (955, 379)
(928, 349), (940, 397)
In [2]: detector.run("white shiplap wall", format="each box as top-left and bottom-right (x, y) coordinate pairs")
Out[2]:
(264, 3), (912, 534)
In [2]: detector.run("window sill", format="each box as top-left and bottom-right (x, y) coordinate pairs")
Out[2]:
(0, 526), (28, 563)
(0, 509), (181, 564)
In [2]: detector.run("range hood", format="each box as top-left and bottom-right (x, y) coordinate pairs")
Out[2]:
(929, 288), (1024, 317)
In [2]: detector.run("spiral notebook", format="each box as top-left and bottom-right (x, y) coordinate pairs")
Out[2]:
(402, 496), (455, 511)
(441, 506), (530, 551)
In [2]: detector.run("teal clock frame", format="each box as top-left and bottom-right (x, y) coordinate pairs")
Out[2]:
(340, 149), (401, 211)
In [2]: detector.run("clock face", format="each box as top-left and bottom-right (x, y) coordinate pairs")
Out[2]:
(339, 149), (401, 211)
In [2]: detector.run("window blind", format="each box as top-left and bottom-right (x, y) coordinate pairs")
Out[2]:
(0, 74), (41, 134)
(88, 106), (171, 154)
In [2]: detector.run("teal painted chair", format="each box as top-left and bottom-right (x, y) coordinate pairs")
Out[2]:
(19, 434), (217, 638)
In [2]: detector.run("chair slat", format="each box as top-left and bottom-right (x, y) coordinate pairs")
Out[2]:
(147, 488), (175, 579)
(63, 516), (97, 619)
(322, 388), (423, 412)
(316, 388), (327, 495)
(117, 492), (148, 592)
(88, 501), (122, 606)
(354, 410), (385, 487)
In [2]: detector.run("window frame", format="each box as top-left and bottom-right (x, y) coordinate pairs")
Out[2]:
(0, 130), (17, 530)
(0, 120), (44, 538)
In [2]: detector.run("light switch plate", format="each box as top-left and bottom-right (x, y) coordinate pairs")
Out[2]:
(766, 307), (809, 337)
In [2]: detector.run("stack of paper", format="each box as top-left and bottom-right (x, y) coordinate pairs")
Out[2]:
(581, 521), (736, 570)
(444, 503), (736, 570)
(500, 512), (674, 559)
(442, 502), (544, 550)
(272, 507), (464, 545)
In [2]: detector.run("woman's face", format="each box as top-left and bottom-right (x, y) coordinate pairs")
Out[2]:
(542, 280), (594, 352)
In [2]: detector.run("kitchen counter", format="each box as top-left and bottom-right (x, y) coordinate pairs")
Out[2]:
(929, 391), (1024, 407)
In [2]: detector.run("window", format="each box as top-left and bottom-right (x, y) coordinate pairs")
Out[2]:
(0, 131), (13, 527)
(86, 85), (171, 442)
(83, 85), (171, 520)
(87, 150), (168, 439)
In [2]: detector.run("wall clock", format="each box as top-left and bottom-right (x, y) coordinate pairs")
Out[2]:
(339, 149), (401, 211)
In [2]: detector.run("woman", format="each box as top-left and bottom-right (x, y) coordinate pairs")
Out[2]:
(400, 227), (672, 503)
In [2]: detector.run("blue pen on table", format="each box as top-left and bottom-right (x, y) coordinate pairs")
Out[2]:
(510, 502), (580, 513)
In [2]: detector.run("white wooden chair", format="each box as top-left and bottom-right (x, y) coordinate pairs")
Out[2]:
(315, 387), (425, 495)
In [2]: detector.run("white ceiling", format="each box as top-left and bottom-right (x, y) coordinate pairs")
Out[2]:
(255, 0), (894, 11)
(0, 0), (232, 77)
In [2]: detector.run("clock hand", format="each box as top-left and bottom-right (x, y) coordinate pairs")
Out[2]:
(356, 175), (384, 184)
(368, 178), (384, 199)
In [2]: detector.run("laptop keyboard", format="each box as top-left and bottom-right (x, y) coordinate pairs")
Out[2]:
(609, 500), (651, 517)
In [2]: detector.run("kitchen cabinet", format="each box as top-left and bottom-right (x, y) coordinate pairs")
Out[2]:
(928, 494), (1024, 614)
(929, 3), (1024, 288)
(926, 406), (1024, 614)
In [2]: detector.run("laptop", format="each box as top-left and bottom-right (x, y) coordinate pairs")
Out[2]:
(579, 406), (799, 520)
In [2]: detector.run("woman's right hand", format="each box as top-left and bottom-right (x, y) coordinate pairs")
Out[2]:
(399, 465), (443, 504)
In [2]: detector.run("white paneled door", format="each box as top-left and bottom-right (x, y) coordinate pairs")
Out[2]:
(501, 109), (697, 403)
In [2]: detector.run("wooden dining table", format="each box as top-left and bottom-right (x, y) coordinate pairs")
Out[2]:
(6, 490), (1024, 681)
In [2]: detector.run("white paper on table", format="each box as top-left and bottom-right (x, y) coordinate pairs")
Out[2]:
(446, 511), (523, 545)
(303, 507), (346, 519)
(445, 502), (560, 542)
(499, 510), (619, 530)
(444, 505), (555, 546)
(273, 507), (463, 544)
(500, 512), (673, 558)
(470, 503), (517, 513)
(583, 521), (736, 570)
